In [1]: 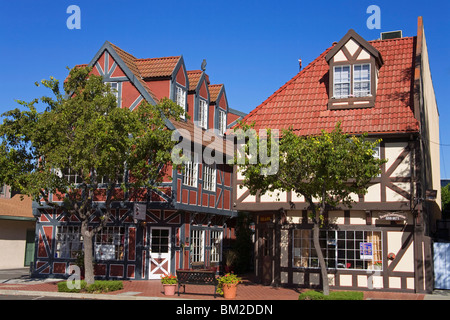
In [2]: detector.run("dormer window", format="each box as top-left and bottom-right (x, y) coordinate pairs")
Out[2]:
(218, 110), (226, 136)
(332, 64), (371, 99)
(353, 64), (371, 97)
(176, 85), (186, 119)
(325, 29), (383, 110)
(198, 99), (208, 129)
(333, 65), (351, 98)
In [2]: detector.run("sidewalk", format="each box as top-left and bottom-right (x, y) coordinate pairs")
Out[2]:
(0, 270), (448, 300)
(0, 276), (300, 300)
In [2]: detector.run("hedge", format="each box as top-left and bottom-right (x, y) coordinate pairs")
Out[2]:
(298, 290), (364, 300)
(58, 280), (123, 293)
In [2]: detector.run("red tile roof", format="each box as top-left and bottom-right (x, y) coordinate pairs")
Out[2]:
(187, 70), (203, 91)
(209, 84), (223, 103)
(241, 36), (419, 136)
(135, 56), (181, 78)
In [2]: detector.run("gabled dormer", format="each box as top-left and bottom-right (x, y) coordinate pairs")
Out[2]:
(325, 29), (384, 110)
(209, 84), (228, 136)
(187, 70), (210, 129)
(136, 56), (189, 120)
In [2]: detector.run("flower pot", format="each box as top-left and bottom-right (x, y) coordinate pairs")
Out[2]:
(222, 283), (237, 299)
(163, 284), (177, 296)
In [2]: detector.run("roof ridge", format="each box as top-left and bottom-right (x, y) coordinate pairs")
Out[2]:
(109, 42), (138, 59)
(241, 46), (333, 124)
(368, 36), (416, 44)
(135, 56), (181, 62)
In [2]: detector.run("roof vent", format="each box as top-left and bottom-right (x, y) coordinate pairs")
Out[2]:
(380, 30), (402, 40)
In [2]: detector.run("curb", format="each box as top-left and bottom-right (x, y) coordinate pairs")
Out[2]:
(0, 289), (189, 300)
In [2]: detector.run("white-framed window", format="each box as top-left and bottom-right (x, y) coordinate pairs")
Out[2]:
(183, 161), (198, 187)
(151, 228), (170, 254)
(94, 226), (125, 261)
(198, 99), (208, 129)
(203, 164), (216, 192)
(190, 229), (205, 263)
(333, 65), (351, 98)
(210, 230), (222, 263)
(98, 173), (124, 185)
(62, 167), (82, 184)
(105, 82), (119, 103)
(55, 226), (82, 259)
(218, 110), (227, 135)
(353, 64), (371, 97)
(176, 85), (186, 119)
(292, 229), (383, 271)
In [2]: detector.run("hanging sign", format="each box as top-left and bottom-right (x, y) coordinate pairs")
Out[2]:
(379, 213), (406, 221)
(133, 203), (147, 221)
(259, 214), (272, 224)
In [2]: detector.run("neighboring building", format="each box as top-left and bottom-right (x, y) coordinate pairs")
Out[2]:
(234, 17), (440, 293)
(0, 185), (36, 269)
(32, 42), (245, 280)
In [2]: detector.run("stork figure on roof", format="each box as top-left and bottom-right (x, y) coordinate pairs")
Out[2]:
(201, 59), (207, 71)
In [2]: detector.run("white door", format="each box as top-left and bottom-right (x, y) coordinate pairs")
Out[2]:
(149, 227), (171, 280)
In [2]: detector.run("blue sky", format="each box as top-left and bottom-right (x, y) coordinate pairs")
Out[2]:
(0, 0), (449, 178)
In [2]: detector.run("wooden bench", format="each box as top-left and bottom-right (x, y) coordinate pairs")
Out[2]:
(176, 269), (218, 298)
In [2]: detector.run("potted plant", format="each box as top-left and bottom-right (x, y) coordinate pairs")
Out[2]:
(161, 274), (177, 296)
(373, 261), (382, 270)
(217, 272), (242, 299)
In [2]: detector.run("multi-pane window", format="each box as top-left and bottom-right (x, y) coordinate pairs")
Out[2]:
(151, 229), (170, 254)
(183, 161), (198, 187)
(203, 164), (216, 192)
(55, 226), (82, 259)
(353, 64), (371, 97)
(190, 229), (205, 263)
(107, 82), (119, 103)
(210, 230), (222, 263)
(218, 110), (226, 135)
(176, 85), (186, 119)
(292, 229), (382, 270)
(98, 174), (124, 185)
(333, 65), (351, 98)
(61, 167), (82, 184)
(94, 227), (125, 261)
(198, 99), (208, 129)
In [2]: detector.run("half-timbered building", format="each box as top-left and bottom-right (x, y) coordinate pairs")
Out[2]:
(234, 18), (440, 293)
(32, 41), (245, 280)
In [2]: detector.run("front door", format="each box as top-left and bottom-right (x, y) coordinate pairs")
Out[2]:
(260, 227), (273, 285)
(149, 227), (171, 280)
(24, 229), (35, 266)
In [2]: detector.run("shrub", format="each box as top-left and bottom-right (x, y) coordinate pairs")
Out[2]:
(86, 280), (123, 293)
(299, 290), (364, 300)
(57, 280), (123, 293)
(58, 280), (86, 293)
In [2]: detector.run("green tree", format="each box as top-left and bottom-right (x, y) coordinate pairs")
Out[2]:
(234, 122), (386, 295)
(0, 66), (185, 284)
(442, 184), (450, 219)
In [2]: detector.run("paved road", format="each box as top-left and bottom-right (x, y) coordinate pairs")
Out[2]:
(0, 294), (90, 300)
(0, 268), (30, 283)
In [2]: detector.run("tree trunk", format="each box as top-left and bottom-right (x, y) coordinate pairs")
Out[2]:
(312, 208), (330, 295)
(81, 221), (95, 285)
